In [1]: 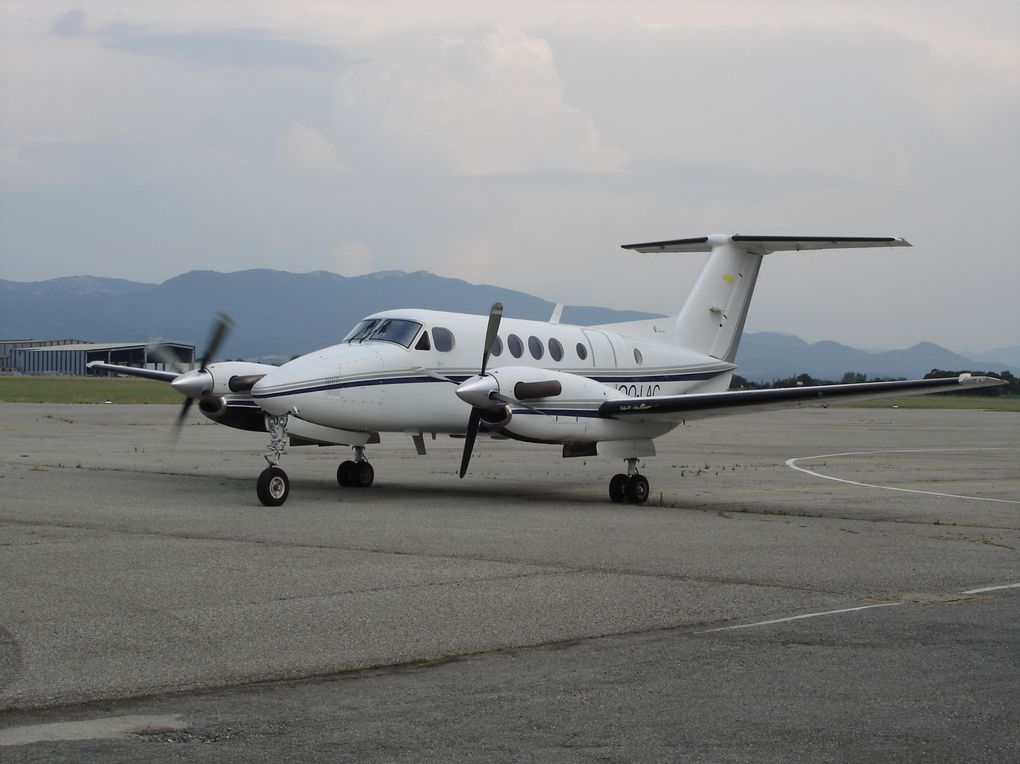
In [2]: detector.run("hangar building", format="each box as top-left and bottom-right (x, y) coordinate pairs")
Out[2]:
(1, 340), (196, 376)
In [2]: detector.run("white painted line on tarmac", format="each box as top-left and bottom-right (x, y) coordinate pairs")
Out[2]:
(701, 579), (1020, 636)
(785, 448), (1020, 505)
(699, 602), (904, 633)
(960, 582), (1020, 595)
(0, 714), (188, 747)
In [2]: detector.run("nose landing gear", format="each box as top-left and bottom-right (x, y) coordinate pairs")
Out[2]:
(257, 413), (291, 506)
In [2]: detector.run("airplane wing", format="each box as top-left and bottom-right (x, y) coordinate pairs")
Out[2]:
(598, 374), (1005, 423)
(87, 361), (179, 382)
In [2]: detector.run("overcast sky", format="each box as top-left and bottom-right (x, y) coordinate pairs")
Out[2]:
(1, 1), (1017, 352)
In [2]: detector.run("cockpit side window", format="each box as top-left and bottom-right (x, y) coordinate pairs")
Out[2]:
(343, 319), (380, 343)
(367, 319), (423, 348)
(415, 331), (431, 351)
(432, 327), (455, 352)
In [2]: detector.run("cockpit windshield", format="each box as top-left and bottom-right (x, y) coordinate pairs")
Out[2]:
(342, 318), (423, 348)
(369, 319), (422, 347)
(343, 319), (380, 343)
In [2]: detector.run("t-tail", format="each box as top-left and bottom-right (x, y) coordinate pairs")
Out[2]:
(622, 234), (911, 362)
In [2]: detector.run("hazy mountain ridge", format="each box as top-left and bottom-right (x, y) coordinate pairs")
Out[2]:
(0, 270), (656, 360)
(1, 271), (1014, 380)
(962, 345), (1020, 368)
(734, 333), (1015, 382)
(0, 275), (155, 298)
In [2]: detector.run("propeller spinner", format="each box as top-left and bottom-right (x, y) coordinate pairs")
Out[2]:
(169, 313), (233, 441)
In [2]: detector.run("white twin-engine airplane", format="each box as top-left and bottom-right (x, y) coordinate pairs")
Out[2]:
(89, 234), (1003, 506)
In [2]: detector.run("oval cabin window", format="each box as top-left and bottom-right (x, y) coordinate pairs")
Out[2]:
(549, 338), (563, 362)
(528, 336), (544, 360)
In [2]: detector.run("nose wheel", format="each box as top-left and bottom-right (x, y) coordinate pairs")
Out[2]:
(257, 465), (290, 506)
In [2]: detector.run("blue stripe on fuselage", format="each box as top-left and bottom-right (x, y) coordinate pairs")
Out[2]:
(251, 369), (723, 400)
(251, 375), (468, 400)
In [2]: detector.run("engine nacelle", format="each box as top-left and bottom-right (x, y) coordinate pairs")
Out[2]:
(478, 366), (675, 445)
(487, 366), (625, 405)
(473, 367), (607, 444)
(172, 362), (274, 400)
(198, 396), (267, 432)
(479, 404), (513, 431)
(195, 361), (277, 398)
(183, 361), (276, 433)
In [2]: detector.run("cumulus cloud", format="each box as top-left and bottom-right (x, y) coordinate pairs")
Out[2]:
(334, 24), (626, 175)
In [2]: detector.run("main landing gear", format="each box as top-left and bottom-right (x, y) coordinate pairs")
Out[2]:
(337, 446), (374, 488)
(608, 458), (649, 505)
(256, 416), (377, 506)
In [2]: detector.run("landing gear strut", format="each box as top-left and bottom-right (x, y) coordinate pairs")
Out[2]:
(609, 458), (649, 505)
(337, 445), (374, 488)
(257, 414), (290, 506)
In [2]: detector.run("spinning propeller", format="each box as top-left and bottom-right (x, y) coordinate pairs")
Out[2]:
(455, 303), (503, 478)
(167, 313), (233, 441)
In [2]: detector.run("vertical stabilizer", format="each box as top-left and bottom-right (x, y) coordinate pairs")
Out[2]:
(673, 238), (763, 362)
(622, 234), (910, 363)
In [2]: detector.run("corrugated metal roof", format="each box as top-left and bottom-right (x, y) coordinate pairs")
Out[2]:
(24, 342), (194, 352)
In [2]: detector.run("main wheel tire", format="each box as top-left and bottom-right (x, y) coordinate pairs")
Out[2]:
(337, 460), (357, 487)
(625, 474), (649, 505)
(355, 461), (374, 488)
(609, 473), (629, 503)
(257, 466), (290, 507)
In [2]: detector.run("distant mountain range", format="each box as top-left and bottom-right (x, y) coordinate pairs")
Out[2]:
(734, 333), (1017, 382)
(0, 270), (654, 362)
(1, 270), (1016, 382)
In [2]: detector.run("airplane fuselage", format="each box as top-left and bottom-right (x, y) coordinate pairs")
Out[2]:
(251, 308), (734, 444)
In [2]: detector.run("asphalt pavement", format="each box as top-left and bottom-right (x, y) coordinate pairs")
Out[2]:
(0, 403), (1017, 761)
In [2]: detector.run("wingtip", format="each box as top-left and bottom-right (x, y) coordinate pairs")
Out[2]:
(958, 373), (1007, 387)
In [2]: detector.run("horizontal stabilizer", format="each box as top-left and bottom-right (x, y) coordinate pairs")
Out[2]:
(623, 235), (910, 254)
